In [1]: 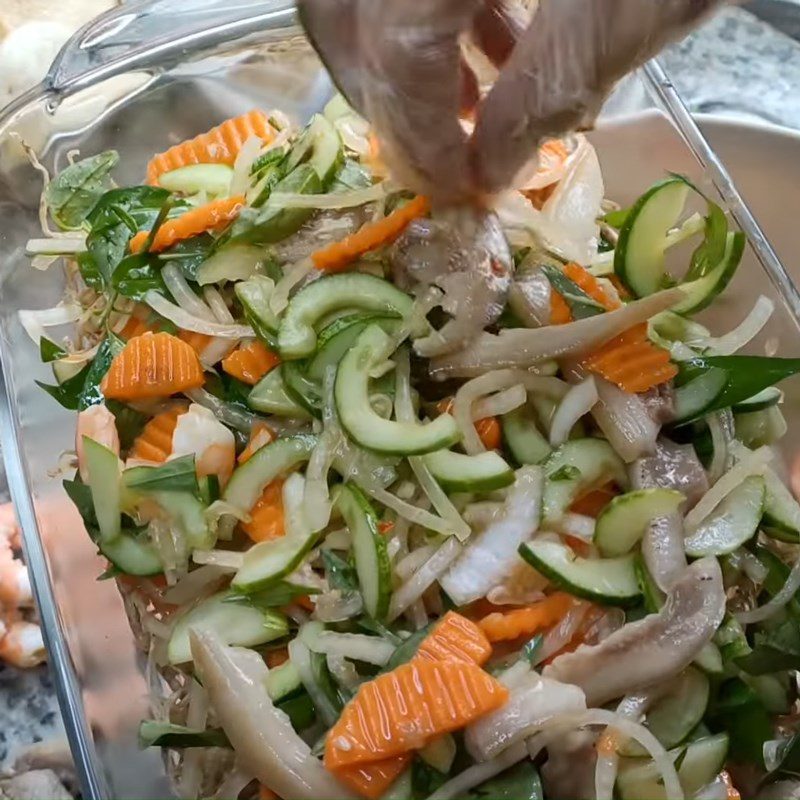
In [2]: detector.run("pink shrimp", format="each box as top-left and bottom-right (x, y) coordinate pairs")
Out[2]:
(0, 616), (46, 669)
(170, 403), (236, 486)
(76, 404), (120, 482)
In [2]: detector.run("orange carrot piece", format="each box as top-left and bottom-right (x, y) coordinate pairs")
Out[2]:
(570, 481), (619, 518)
(257, 784), (280, 800)
(437, 398), (501, 451)
(101, 332), (204, 401)
(332, 756), (412, 800)
(582, 322), (678, 394)
(413, 611), (492, 667)
(377, 520), (395, 536)
(130, 195), (245, 254)
(549, 289), (572, 325)
(562, 263), (620, 311)
(177, 329), (214, 357)
(146, 110), (275, 185)
(265, 647), (289, 669)
(311, 196), (430, 273)
(324, 659), (508, 769)
(222, 340), (281, 386)
(238, 422), (274, 465)
(478, 593), (576, 643)
(129, 404), (189, 462)
(721, 772), (741, 800)
(119, 311), (158, 340)
(242, 479), (284, 543)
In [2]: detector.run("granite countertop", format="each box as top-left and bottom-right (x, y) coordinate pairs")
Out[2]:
(3, 0), (800, 786)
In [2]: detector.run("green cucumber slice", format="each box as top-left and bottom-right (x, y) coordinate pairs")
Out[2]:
(223, 434), (316, 513)
(196, 245), (265, 286)
(281, 361), (323, 418)
(617, 734), (729, 800)
(634, 554), (665, 614)
(501, 406), (552, 466)
(620, 667), (710, 756)
(542, 438), (628, 525)
(265, 660), (303, 702)
(283, 114), (343, 185)
(337, 484), (392, 619)
(735, 406), (787, 449)
(732, 387), (782, 413)
(693, 642), (724, 676)
(83, 437), (121, 543)
(138, 720), (230, 749)
(278, 273), (417, 359)
(152, 491), (214, 551)
(424, 449), (514, 493)
(307, 313), (399, 382)
(232, 530), (319, 594)
(684, 474), (765, 556)
(518, 539), (640, 607)
(762, 467), (800, 543)
(248, 368), (312, 418)
(615, 177), (689, 297)
(100, 534), (162, 576)
(157, 164), (233, 196)
(672, 231), (745, 315)
(335, 325), (460, 455)
(167, 590), (288, 664)
(672, 368), (729, 424)
(595, 488), (685, 557)
(235, 275), (281, 335)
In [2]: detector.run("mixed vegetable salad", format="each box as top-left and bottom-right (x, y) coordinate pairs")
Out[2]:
(19, 97), (800, 800)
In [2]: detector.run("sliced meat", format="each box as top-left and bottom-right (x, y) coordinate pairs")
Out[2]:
(631, 437), (710, 508)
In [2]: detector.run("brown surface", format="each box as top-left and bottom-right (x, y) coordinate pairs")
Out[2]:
(0, 0), (114, 36)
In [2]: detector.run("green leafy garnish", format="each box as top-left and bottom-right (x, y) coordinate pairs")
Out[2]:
(541, 265), (605, 320)
(322, 549), (358, 592)
(124, 455), (199, 495)
(227, 581), (320, 609)
(39, 337), (67, 363)
(105, 401), (148, 451)
(276, 689), (315, 733)
(45, 151), (118, 229)
(138, 720), (230, 749)
(708, 678), (772, 767)
(738, 618), (800, 675)
(78, 333), (125, 410)
(548, 465), (581, 482)
(466, 762), (543, 800)
(36, 363), (91, 410)
(112, 252), (168, 300)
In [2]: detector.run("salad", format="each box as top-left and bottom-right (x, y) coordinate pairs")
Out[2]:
(19, 97), (800, 800)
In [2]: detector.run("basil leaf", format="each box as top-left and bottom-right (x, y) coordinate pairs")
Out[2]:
(63, 478), (98, 531)
(37, 363), (91, 410)
(275, 690), (315, 733)
(124, 455), (199, 494)
(738, 618), (800, 675)
(708, 677), (772, 767)
(542, 265), (605, 320)
(322, 549), (358, 592)
(767, 732), (800, 777)
(76, 251), (104, 291)
(39, 337), (66, 363)
(138, 721), (230, 749)
(79, 333), (125, 410)
(753, 545), (800, 618)
(384, 624), (434, 672)
(159, 233), (214, 282)
(227, 581), (320, 608)
(467, 762), (543, 800)
(45, 151), (118, 229)
(332, 159), (372, 191)
(412, 758), (449, 799)
(105, 401), (148, 451)
(112, 252), (167, 300)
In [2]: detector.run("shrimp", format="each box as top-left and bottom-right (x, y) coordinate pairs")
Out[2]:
(170, 403), (236, 486)
(76, 404), (120, 482)
(0, 615), (46, 669)
(0, 547), (32, 608)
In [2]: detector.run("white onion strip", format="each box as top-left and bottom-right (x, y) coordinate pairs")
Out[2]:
(427, 743), (528, 800)
(184, 387), (260, 433)
(388, 537), (462, 621)
(549, 377), (598, 446)
(230, 135), (263, 196)
(307, 632), (395, 666)
(737, 549), (800, 624)
(19, 303), (82, 344)
(270, 258), (315, 315)
(360, 484), (457, 536)
(270, 182), (389, 209)
(191, 549), (244, 569)
(162, 263), (216, 322)
(25, 237), (87, 255)
(395, 545), (437, 581)
(472, 384), (527, 420)
(145, 290), (252, 338)
(700, 295), (774, 356)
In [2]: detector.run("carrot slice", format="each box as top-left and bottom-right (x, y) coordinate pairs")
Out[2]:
(129, 404), (189, 462)
(414, 611), (492, 666)
(562, 263), (620, 311)
(177, 329), (214, 357)
(242, 479), (284, 543)
(570, 481), (619, 518)
(549, 289), (572, 325)
(311, 196), (430, 273)
(582, 322), (678, 394)
(119, 310), (158, 340)
(324, 659), (508, 769)
(146, 110), (275, 185)
(130, 195), (245, 254)
(257, 785), (280, 800)
(437, 398), (500, 451)
(332, 755), (412, 800)
(238, 422), (274, 465)
(265, 646), (289, 669)
(478, 592), (576, 643)
(222, 340), (281, 386)
(101, 332), (204, 401)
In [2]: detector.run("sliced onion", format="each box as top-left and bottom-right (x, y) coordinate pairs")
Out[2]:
(699, 295), (774, 356)
(472, 384), (527, 420)
(737, 548), (800, 624)
(191, 549), (244, 569)
(307, 631), (395, 666)
(395, 545), (438, 581)
(326, 653), (363, 692)
(361, 484), (457, 537)
(532, 602), (590, 666)
(685, 445), (773, 530)
(25, 237), (86, 255)
(388, 537), (462, 621)
(430, 288), (684, 378)
(552, 512), (596, 542)
(729, 547), (769, 585)
(270, 182), (389, 209)
(162, 564), (230, 604)
(427, 742), (528, 800)
(184, 387), (260, 433)
(508, 271), (551, 328)
(270, 257), (315, 315)
(162, 263), (216, 322)
(313, 590), (363, 622)
(145, 290), (252, 338)
(18, 303), (82, 344)
(706, 410), (734, 485)
(202, 285), (234, 323)
(230, 135), (262, 196)
(549, 377), (598, 446)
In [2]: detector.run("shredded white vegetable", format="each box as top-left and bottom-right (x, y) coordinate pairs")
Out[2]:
(19, 303), (82, 344)
(146, 291), (252, 338)
(270, 257), (315, 315)
(549, 376), (598, 446)
(308, 631), (395, 666)
(737, 548), (800, 624)
(230, 135), (262, 196)
(162, 263), (217, 322)
(25, 237), (87, 255)
(270, 182), (389, 209)
(699, 295), (774, 356)
(191, 550), (244, 569)
(472, 384), (527, 420)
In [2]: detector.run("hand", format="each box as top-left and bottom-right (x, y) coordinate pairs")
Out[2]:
(299, 0), (726, 203)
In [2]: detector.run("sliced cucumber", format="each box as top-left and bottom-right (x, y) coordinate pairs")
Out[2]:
(248, 369), (312, 418)
(673, 231), (745, 315)
(83, 437), (121, 543)
(196, 245), (266, 286)
(138, 720), (229, 749)
(672, 368), (729, 424)
(684, 475), (765, 556)
(337, 484), (391, 619)
(152, 491), (214, 552)
(620, 667), (710, 756)
(167, 590), (288, 664)
(617, 734), (729, 800)
(307, 313), (399, 382)
(235, 275), (281, 335)
(335, 325), (460, 455)
(157, 164), (233, 197)
(736, 405), (788, 449)
(265, 659), (303, 702)
(541, 438), (628, 525)
(595, 489), (684, 557)
(615, 177), (689, 297)
(53, 358), (84, 385)
(281, 361), (323, 418)
(232, 529), (319, 593)
(100, 534), (162, 576)
(278, 273), (418, 360)
(223, 434), (316, 513)
(693, 642), (724, 676)
(732, 386), (782, 413)
(518, 539), (640, 607)
(502, 406), (552, 466)
(424, 449), (514, 493)
(762, 467), (800, 542)
(282, 114), (343, 185)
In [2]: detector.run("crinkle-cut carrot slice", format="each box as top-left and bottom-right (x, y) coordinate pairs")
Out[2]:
(332, 755), (412, 800)
(478, 592), (576, 643)
(324, 659), (508, 769)
(562, 262), (620, 311)
(241, 479), (284, 543)
(311, 196), (430, 273)
(582, 322), (678, 394)
(437, 398), (501, 451)
(129, 404), (189, 462)
(570, 481), (619, 518)
(414, 611), (492, 667)
(177, 329), (214, 357)
(101, 332), (204, 401)
(146, 110), (275, 185)
(130, 195), (245, 254)
(238, 422), (274, 465)
(222, 340), (281, 386)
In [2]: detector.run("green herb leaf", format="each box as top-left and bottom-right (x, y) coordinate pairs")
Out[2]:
(138, 720), (230, 749)
(603, 208), (630, 229)
(39, 338), (67, 363)
(76, 251), (104, 290)
(548, 464), (581, 482)
(688, 199), (729, 280)
(124, 455), (199, 494)
(159, 233), (214, 281)
(45, 151), (119, 229)
(384, 624), (434, 672)
(466, 762), (543, 800)
(227, 581), (320, 609)
(105, 400), (148, 451)
(112, 252), (168, 300)
(63, 477), (98, 532)
(275, 689), (315, 733)
(708, 677), (772, 767)
(322, 549), (358, 592)
(332, 159), (372, 191)
(78, 333), (125, 410)
(412, 758), (449, 800)
(738, 618), (800, 675)
(37, 363), (91, 410)
(541, 264), (606, 320)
